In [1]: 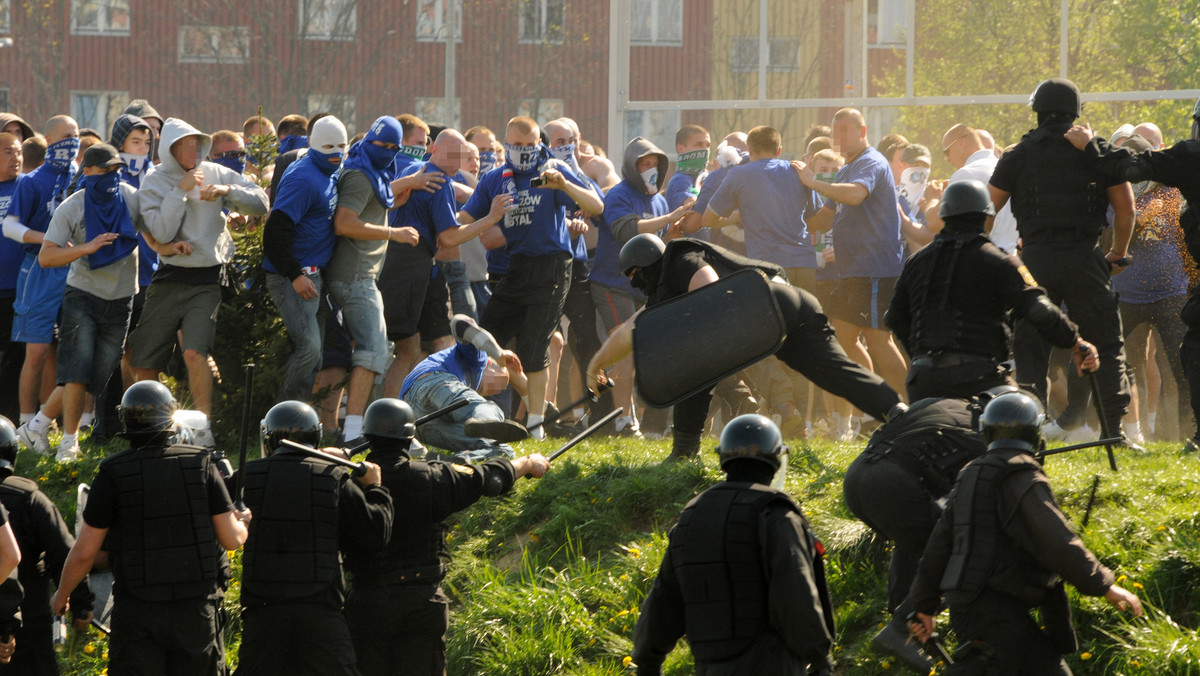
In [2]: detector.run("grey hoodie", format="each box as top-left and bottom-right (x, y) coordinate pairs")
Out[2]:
(138, 117), (269, 269)
(621, 136), (668, 195)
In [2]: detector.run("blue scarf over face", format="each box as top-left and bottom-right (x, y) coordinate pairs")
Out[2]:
(279, 135), (309, 154)
(81, 170), (138, 269)
(341, 116), (403, 208)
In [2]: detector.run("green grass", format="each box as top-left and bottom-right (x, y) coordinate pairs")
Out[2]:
(26, 433), (1200, 675)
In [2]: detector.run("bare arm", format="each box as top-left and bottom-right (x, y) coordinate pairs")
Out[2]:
(440, 193), (514, 248)
(212, 508), (251, 551)
(1106, 182), (1135, 262)
(52, 524), (105, 615)
(334, 206), (419, 246)
(39, 234), (118, 268)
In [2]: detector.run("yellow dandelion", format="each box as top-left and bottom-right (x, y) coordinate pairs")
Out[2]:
(628, 547), (641, 558)
(1081, 652), (1093, 660)
(1131, 660), (1141, 667)
(529, 533), (540, 542)
(622, 656), (634, 668)
(1117, 574), (1127, 583)
(880, 659), (892, 669)
(1133, 582), (1144, 590)
(588, 638), (596, 646)
(1158, 525), (1167, 531)
(617, 609), (629, 617)
(591, 498), (597, 504)
(83, 643), (95, 654)
(607, 496), (613, 502)
(619, 574), (630, 581)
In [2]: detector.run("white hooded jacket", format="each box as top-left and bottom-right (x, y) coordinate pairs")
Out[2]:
(138, 117), (269, 269)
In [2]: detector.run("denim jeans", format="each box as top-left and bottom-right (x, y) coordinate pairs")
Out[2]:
(403, 371), (513, 459)
(437, 260), (477, 320)
(266, 271), (327, 402)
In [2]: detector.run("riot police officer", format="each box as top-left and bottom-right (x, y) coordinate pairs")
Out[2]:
(632, 415), (835, 675)
(52, 381), (251, 676)
(844, 389), (1012, 671)
(0, 418), (26, 667)
(588, 235), (903, 461)
(0, 413), (93, 673)
(907, 391), (1143, 674)
(343, 398), (549, 676)
(887, 179), (1099, 401)
(235, 401), (392, 676)
(989, 78), (1135, 442)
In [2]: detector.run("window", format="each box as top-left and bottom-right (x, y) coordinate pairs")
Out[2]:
(624, 109), (679, 158)
(630, 0), (681, 46)
(0, 0), (9, 35)
(299, 0), (356, 40)
(71, 0), (130, 36)
(413, 97), (461, 126)
(415, 0), (462, 42)
(70, 91), (129, 136)
(519, 0), (564, 44)
(0, 89), (9, 113)
(518, 98), (564, 125)
(179, 26), (250, 64)
(307, 95), (356, 128)
(730, 37), (802, 72)
(868, 0), (906, 46)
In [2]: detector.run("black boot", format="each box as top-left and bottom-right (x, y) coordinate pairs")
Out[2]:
(664, 430), (701, 464)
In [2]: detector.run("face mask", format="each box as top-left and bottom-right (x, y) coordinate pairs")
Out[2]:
(400, 144), (426, 160)
(549, 143), (581, 174)
(504, 143), (541, 173)
(676, 148), (708, 176)
(629, 268), (651, 293)
(363, 142), (399, 170)
(640, 166), (659, 195)
(212, 156), (246, 174)
(46, 137), (80, 171)
(309, 149), (342, 175)
(121, 153), (151, 176)
(88, 169), (122, 202)
(479, 150), (497, 175)
(814, 172), (837, 183)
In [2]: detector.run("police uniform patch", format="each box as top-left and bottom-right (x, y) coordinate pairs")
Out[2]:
(1017, 265), (1037, 286)
(451, 463), (476, 476)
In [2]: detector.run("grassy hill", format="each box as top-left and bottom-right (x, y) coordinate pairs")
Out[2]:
(23, 433), (1200, 675)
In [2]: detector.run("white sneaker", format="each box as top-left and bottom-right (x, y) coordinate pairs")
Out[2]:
(192, 427), (216, 450)
(17, 423), (50, 455)
(1041, 420), (1069, 441)
(1065, 424), (1097, 444)
(55, 440), (80, 462)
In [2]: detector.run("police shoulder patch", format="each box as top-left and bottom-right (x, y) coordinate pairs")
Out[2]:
(1017, 265), (1038, 286)
(451, 463), (476, 476)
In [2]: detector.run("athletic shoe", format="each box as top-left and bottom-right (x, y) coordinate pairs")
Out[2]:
(463, 418), (529, 443)
(1064, 424), (1097, 445)
(1041, 420), (1069, 441)
(1181, 438), (1200, 454)
(55, 440), (80, 462)
(192, 427), (217, 451)
(17, 423), (51, 455)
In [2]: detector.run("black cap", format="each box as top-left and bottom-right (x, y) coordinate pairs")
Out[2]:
(82, 143), (126, 170)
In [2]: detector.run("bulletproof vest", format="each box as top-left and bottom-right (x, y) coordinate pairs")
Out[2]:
(1011, 125), (1109, 244)
(0, 475), (52, 620)
(669, 482), (833, 663)
(905, 232), (1010, 358)
(940, 449), (1060, 606)
(345, 456), (447, 587)
(650, 238), (785, 306)
(860, 397), (988, 497)
(102, 444), (221, 601)
(241, 453), (345, 601)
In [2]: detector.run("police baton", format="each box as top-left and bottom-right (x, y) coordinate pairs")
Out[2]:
(1085, 370), (1120, 472)
(415, 398), (471, 426)
(278, 438), (369, 478)
(927, 633), (954, 665)
(546, 407), (623, 463)
(1035, 437), (1123, 460)
(233, 363), (256, 508)
(526, 377), (614, 433)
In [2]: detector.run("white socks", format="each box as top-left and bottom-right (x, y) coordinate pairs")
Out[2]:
(528, 414), (545, 440)
(343, 415), (363, 441)
(29, 411), (52, 433)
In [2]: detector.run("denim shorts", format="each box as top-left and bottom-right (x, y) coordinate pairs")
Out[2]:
(326, 277), (389, 374)
(57, 286), (133, 394)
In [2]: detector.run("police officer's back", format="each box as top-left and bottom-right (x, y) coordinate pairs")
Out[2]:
(51, 381), (251, 676)
(343, 398), (549, 676)
(907, 391), (1142, 673)
(236, 401), (392, 676)
(0, 414), (93, 673)
(886, 180), (1095, 401)
(632, 415), (835, 675)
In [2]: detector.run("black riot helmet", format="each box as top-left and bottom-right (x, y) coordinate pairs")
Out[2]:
(619, 233), (666, 276)
(978, 391), (1045, 452)
(939, 179), (996, 219)
(363, 398), (416, 442)
(1029, 78), (1081, 118)
(118, 381), (178, 440)
(717, 414), (787, 472)
(0, 416), (17, 472)
(260, 401), (321, 457)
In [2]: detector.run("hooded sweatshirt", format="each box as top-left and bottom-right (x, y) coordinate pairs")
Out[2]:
(591, 137), (669, 292)
(138, 118), (269, 277)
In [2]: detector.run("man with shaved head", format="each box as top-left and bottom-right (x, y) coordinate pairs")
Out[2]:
(1132, 122), (1164, 149)
(795, 108), (907, 438)
(924, 124), (1019, 252)
(2, 115), (79, 453)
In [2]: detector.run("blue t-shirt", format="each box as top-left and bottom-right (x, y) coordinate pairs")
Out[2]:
(666, 171), (699, 211)
(829, 146), (903, 278)
(0, 178), (22, 291)
(690, 165), (736, 244)
(708, 158), (817, 269)
(389, 160), (459, 257)
(1112, 184), (1188, 304)
(462, 161), (589, 257)
(591, 180), (668, 292)
(263, 153), (339, 274)
(9, 163), (76, 255)
(400, 341), (488, 399)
